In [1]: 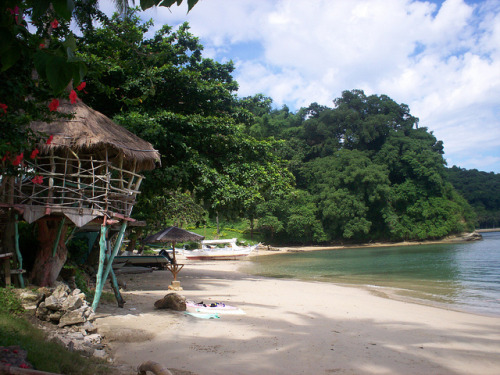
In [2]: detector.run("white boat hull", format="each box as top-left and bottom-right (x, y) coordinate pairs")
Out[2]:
(184, 242), (258, 261)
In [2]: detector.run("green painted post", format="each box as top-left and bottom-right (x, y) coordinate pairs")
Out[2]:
(13, 214), (24, 288)
(92, 224), (108, 310)
(52, 217), (66, 257)
(108, 267), (125, 307)
(102, 222), (127, 283)
(102, 221), (128, 307)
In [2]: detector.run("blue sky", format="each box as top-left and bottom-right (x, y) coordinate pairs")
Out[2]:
(100, 0), (500, 173)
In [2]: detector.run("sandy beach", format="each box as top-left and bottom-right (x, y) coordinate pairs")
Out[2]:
(95, 253), (500, 375)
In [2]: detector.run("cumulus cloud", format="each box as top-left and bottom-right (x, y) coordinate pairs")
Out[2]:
(100, 0), (500, 172)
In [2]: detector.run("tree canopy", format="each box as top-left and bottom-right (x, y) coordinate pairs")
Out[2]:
(76, 10), (294, 231)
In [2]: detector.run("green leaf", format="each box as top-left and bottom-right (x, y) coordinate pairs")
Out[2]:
(30, 0), (52, 20)
(0, 46), (20, 72)
(33, 51), (49, 79)
(51, 0), (75, 20)
(63, 34), (77, 51)
(187, 0), (199, 12)
(0, 27), (13, 54)
(46, 55), (73, 93)
(73, 62), (87, 84)
(141, 0), (162, 9)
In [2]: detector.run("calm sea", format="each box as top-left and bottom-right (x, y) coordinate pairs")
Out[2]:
(243, 232), (500, 316)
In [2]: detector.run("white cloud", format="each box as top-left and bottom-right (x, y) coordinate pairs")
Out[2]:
(98, 0), (500, 172)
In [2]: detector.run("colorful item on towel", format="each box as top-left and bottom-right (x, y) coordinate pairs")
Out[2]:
(186, 301), (246, 315)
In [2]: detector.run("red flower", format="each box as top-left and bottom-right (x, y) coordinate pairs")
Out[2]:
(0, 103), (7, 115)
(30, 148), (39, 159)
(48, 98), (59, 111)
(46, 135), (54, 145)
(69, 89), (78, 104)
(31, 175), (43, 184)
(51, 19), (59, 28)
(39, 43), (45, 49)
(1, 152), (9, 162)
(76, 81), (86, 91)
(12, 153), (23, 166)
(19, 364), (30, 369)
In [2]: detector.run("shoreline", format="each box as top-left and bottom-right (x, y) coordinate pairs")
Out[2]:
(254, 231), (485, 255)
(95, 258), (500, 375)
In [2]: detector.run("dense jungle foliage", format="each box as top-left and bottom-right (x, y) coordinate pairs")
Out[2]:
(72, 10), (478, 244)
(446, 167), (500, 229)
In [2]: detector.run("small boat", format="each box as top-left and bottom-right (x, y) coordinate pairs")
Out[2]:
(114, 252), (171, 268)
(184, 238), (259, 260)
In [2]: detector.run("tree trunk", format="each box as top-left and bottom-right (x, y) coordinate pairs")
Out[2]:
(250, 217), (254, 240)
(31, 217), (68, 286)
(126, 228), (142, 253)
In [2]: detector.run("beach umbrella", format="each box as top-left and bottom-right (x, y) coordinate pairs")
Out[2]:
(142, 226), (204, 264)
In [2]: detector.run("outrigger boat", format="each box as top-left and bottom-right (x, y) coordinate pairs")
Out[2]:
(184, 238), (259, 260)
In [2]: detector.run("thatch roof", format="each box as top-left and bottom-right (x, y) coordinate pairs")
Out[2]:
(31, 100), (160, 172)
(142, 226), (205, 244)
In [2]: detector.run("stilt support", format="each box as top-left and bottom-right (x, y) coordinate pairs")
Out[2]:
(52, 217), (66, 257)
(13, 214), (24, 288)
(92, 224), (108, 310)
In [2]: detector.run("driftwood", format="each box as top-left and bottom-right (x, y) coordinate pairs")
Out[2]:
(137, 361), (172, 375)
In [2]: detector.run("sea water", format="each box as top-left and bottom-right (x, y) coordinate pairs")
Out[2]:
(243, 232), (500, 316)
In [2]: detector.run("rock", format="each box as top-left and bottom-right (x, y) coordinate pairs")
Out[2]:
(48, 311), (65, 323)
(44, 295), (63, 311)
(35, 302), (50, 321)
(463, 232), (482, 241)
(62, 294), (84, 311)
(93, 349), (108, 359)
(80, 321), (98, 334)
(84, 334), (102, 345)
(154, 293), (186, 311)
(59, 308), (86, 327)
(52, 283), (71, 299)
(17, 290), (43, 310)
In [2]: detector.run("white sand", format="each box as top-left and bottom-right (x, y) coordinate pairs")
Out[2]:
(95, 258), (500, 375)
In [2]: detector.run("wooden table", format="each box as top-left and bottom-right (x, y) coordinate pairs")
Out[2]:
(0, 252), (13, 286)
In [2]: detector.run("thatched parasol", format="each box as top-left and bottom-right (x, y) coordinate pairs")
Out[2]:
(31, 100), (160, 172)
(143, 226), (204, 263)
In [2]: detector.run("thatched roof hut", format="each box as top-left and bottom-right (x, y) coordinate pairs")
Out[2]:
(1, 100), (161, 227)
(31, 100), (160, 172)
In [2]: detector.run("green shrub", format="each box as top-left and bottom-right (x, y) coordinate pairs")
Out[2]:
(0, 287), (25, 315)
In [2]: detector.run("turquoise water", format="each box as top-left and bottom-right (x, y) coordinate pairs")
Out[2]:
(243, 232), (500, 316)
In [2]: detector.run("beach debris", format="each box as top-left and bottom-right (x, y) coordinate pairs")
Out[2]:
(154, 292), (186, 311)
(137, 360), (173, 375)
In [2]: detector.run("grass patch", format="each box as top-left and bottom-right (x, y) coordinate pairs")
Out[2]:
(0, 288), (117, 374)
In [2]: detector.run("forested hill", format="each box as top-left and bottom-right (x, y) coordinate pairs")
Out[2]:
(75, 12), (477, 245)
(240, 90), (476, 243)
(446, 167), (500, 229)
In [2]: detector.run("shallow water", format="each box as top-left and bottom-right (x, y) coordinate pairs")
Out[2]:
(243, 232), (500, 316)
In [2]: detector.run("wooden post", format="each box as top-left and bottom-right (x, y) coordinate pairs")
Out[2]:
(92, 223), (108, 310)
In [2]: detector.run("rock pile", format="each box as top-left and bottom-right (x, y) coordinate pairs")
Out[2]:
(17, 283), (110, 360)
(35, 283), (95, 327)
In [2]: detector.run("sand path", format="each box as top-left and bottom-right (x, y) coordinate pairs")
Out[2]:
(95, 259), (500, 375)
